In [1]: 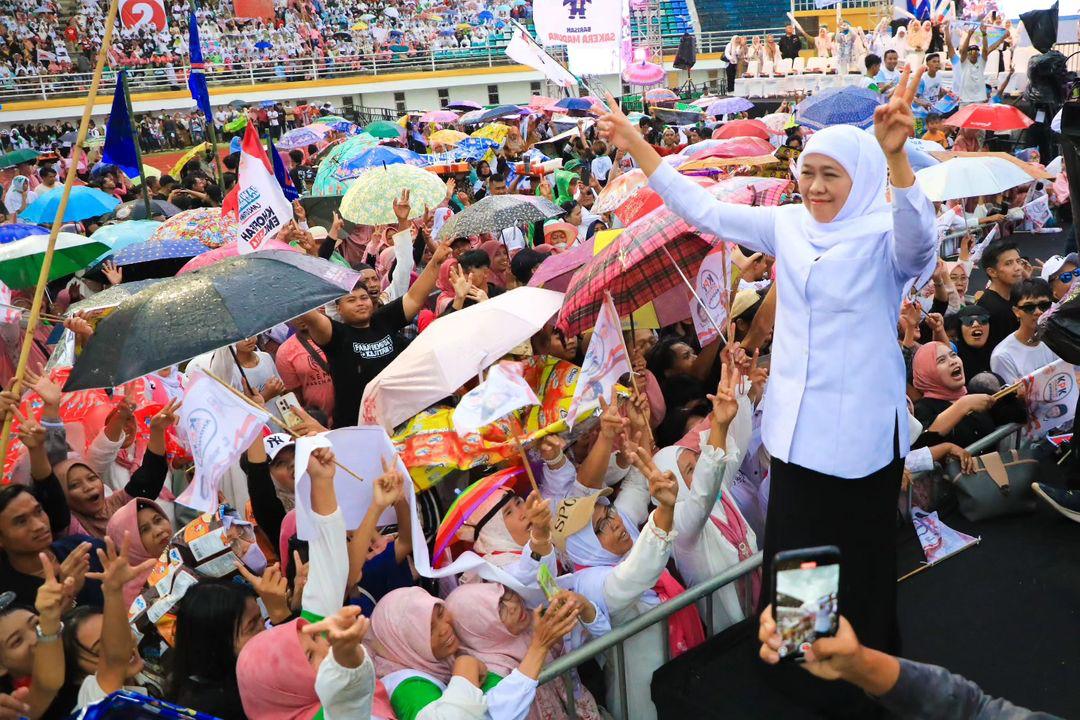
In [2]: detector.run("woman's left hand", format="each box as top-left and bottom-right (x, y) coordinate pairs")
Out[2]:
(873, 65), (925, 157)
(532, 592), (580, 650)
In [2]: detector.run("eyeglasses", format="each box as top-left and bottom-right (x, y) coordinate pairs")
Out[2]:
(1054, 270), (1077, 284)
(1017, 301), (1052, 314)
(593, 506), (618, 536)
(959, 314), (990, 326)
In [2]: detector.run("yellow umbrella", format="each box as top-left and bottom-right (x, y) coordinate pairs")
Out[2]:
(429, 129), (468, 146)
(127, 163), (162, 187)
(592, 229), (662, 330)
(351, 20), (368, 30)
(169, 142), (213, 178)
(457, 22), (471, 29)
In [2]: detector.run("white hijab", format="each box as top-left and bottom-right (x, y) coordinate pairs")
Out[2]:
(564, 503), (659, 612)
(4, 175), (31, 215)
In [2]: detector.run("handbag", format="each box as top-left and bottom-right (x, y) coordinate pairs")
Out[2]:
(945, 449), (1038, 522)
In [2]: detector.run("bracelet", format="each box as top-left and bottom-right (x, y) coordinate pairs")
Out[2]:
(543, 452), (566, 467)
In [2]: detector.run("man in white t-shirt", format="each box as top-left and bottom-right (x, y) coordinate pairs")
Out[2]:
(874, 50), (901, 96)
(915, 52), (943, 107)
(990, 278), (1061, 383)
(951, 23), (1006, 106)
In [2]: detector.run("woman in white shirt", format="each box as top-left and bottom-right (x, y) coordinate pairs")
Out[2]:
(595, 67), (937, 658)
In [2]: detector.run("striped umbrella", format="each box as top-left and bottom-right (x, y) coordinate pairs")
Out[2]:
(431, 467), (528, 566)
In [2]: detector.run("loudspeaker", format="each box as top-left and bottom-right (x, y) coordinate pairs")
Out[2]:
(674, 33), (697, 70)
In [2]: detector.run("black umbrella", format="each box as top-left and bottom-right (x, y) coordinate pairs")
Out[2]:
(436, 195), (562, 242)
(104, 199), (182, 222)
(64, 250), (359, 390)
(66, 278), (167, 315)
(228, 99), (249, 110)
(462, 104), (524, 125)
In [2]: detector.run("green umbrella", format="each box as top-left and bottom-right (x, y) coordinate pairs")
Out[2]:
(311, 133), (379, 195)
(314, 115), (350, 125)
(365, 120), (404, 139)
(339, 164), (445, 225)
(0, 148), (40, 169)
(0, 232), (111, 289)
(224, 115), (248, 133)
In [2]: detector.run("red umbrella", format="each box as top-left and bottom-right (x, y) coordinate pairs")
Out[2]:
(944, 103), (1033, 132)
(612, 175), (716, 225)
(556, 207), (719, 337)
(691, 136), (774, 159)
(712, 119), (772, 140)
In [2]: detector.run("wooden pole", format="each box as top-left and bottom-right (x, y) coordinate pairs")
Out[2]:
(0, 0), (121, 468)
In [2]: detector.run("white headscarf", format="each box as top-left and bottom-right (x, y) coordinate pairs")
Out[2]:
(4, 175), (31, 215)
(563, 503), (660, 612)
(790, 124), (893, 245)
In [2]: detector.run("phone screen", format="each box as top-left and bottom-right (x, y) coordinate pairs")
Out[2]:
(773, 548), (840, 661)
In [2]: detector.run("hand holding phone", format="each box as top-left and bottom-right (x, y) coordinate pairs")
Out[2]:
(771, 546), (840, 662)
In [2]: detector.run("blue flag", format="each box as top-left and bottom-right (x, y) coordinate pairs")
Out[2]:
(188, 13), (214, 123)
(101, 71), (140, 180)
(267, 135), (300, 201)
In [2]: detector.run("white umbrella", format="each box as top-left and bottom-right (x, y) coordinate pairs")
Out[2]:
(906, 137), (945, 152)
(1046, 155), (1063, 177)
(360, 287), (564, 431)
(914, 156), (1037, 202)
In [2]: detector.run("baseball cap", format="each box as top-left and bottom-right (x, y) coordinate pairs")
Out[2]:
(263, 433), (295, 461)
(1041, 253), (1078, 281)
(551, 488), (613, 551)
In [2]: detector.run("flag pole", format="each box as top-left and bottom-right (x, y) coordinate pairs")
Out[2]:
(661, 245), (728, 345)
(206, 117), (225, 193)
(0, 0), (121, 469)
(120, 70), (154, 221)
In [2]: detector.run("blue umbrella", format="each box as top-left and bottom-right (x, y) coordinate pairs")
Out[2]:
(20, 186), (120, 224)
(333, 146), (426, 180)
(477, 9), (494, 20)
(475, 104), (526, 123)
(255, 40), (272, 49)
(277, 127), (324, 149)
(0, 223), (46, 244)
(795, 87), (884, 130)
(455, 137), (500, 160)
(705, 96), (754, 116)
(554, 97), (593, 112)
(90, 220), (162, 263)
(109, 238), (210, 281)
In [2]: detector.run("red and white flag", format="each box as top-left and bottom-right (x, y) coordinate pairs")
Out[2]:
(236, 122), (292, 254)
(567, 293), (631, 428)
(0, 280), (21, 324)
(452, 362), (539, 434)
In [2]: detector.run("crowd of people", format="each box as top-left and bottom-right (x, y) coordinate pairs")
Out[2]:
(0, 7), (1071, 719)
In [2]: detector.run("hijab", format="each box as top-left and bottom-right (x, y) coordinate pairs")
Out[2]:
(367, 586), (453, 683)
(953, 305), (993, 377)
(788, 125), (892, 246)
(55, 454), (111, 538)
(472, 503), (519, 555)
(435, 257), (459, 315)
(106, 498), (169, 606)
(235, 619), (319, 720)
(4, 175), (30, 215)
(912, 341), (967, 402)
(444, 583), (530, 677)
(479, 239), (509, 288)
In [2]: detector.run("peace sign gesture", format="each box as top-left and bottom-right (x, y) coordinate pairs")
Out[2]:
(873, 64), (925, 158)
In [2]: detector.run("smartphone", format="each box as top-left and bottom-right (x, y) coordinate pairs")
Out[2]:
(273, 392), (303, 429)
(772, 546), (840, 662)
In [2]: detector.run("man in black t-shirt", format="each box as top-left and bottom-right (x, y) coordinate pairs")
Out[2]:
(779, 25), (804, 61)
(303, 190), (451, 428)
(976, 241), (1023, 351)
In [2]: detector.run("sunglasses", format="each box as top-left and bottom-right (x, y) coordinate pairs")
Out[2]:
(959, 315), (990, 326)
(1017, 301), (1052, 314)
(1054, 270), (1077, 284)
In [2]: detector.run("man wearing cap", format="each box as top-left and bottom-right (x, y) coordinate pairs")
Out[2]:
(1041, 253), (1078, 301)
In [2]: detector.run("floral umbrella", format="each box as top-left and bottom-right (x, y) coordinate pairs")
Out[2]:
(339, 164), (446, 225)
(311, 133), (381, 195)
(277, 126), (328, 149)
(148, 207), (236, 249)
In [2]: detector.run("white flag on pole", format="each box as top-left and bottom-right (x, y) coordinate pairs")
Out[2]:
(176, 371), (271, 511)
(452, 362), (540, 434)
(505, 26), (579, 88)
(1020, 358), (1079, 438)
(237, 122), (293, 254)
(690, 245), (731, 347)
(567, 293), (631, 428)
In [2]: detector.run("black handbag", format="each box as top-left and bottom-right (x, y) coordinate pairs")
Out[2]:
(945, 449), (1038, 522)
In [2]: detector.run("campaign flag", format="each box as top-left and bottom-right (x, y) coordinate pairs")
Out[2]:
(896, 0), (933, 19)
(236, 122), (293, 253)
(453, 362), (540, 434)
(505, 25), (579, 89)
(176, 372), (270, 512)
(690, 245), (732, 347)
(1020, 358), (1079, 437)
(101, 71), (141, 180)
(912, 508), (980, 565)
(0, 281), (20, 325)
(1023, 194), (1052, 231)
(533, 0), (626, 73)
(187, 12), (214, 123)
(567, 293), (631, 428)
(267, 135), (300, 201)
(968, 224), (999, 265)
(119, 0), (167, 30)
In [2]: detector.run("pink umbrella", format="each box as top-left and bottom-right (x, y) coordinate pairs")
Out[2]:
(643, 87), (678, 103)
(623, 59), (665, 86)
(528, 95), (556, 110)
(419, 109), (459, 123)
(712, 119), (772, 140)
(176, 239), (297, 274)
(692, 136), (774, 159)
(709, 176), (793, 207)
(527, 238), (596, 292)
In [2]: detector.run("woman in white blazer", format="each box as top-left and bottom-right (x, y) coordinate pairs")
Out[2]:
(594, 67), (937, 658)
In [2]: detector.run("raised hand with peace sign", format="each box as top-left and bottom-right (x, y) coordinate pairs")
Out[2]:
(873, 64), (925, 188)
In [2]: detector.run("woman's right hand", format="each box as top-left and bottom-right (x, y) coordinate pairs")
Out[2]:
(453, 655), (488, 687)
(532, 592), (581, 650)
(961, 393), (994, 415)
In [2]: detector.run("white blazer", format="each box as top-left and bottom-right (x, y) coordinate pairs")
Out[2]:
(649, 161), (937, 478)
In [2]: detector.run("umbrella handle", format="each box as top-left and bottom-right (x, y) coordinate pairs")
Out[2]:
(0, 0), (122, 468)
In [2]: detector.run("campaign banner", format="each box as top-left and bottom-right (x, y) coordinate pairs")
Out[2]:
(567, 293), (631, 428)
(1023, 194), (1052, 231)
(453, 362), (540, 434)
(119, 0), (167, 31)
(1020, 359), (1079, 437)
(533, 0), (623, 49)
(236, 123), (293, 254)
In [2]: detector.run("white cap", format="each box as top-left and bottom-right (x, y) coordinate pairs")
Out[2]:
(263, 433), (294, 461)
(1041, 254), (1079, 282)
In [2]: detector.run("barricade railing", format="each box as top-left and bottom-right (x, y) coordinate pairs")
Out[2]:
(536, 551), (764, 720)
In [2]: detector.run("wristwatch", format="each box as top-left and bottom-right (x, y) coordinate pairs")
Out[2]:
(36, 621), (63, 643)
(529, 549), (544, 562)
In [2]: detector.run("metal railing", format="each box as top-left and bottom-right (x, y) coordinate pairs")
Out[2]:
(537, 551), (763, 720)
(0, 28), (776, 105)
(791, 0), (875, 12)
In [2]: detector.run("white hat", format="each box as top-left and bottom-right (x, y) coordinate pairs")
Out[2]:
(1041, 254), (1079, 282)
(263, 433), (294, 461)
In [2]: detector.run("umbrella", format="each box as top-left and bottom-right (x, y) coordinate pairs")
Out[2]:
(313, 114), (351, 125)
(419, 110), (459, 123)
(128, 163), (162, 187)
(224, 116), (248, 133)
(709, 176), (793, 206)
(474, 105), (525, 123)
(429, 129), (469, 146)
(333, 146), (426, 180)
(360, 287), (565, 430)
(176, 239), (296, 274)
(168, 142), (214, 178)
(0, 224), (47, 244)
(914, 156), (1038, 201)
(384, 6), (399, 17)
(276, 127), (325, 149)
(458, 109), (488, 125)
(688, 136), (774, 159)
(0, 233), (110, 289)
(436, 195), (563, 241)
(360, 12), (375, 20)
(255, 40), (271, 49)
(90, 220), (162, 262)
(906, 137), (945, 152)
(64, 251), (361, 391)
(351, 20), (368, 30)
(556, 207), (718, 337)
(705, 97), (755, 116)
(711, 118), (772, 140)
(759, 112), (793, 133)
(0, 148), (39, 168)
(592, 169), (650, 215)
(643, 87), (678, 103)
(528, 95), (556, 110)
(527, 238), (596, 292)
(944, 103), (1033, 132)
(365, 120), (405, 139)
(105, 199), (181, 222)
(795, 86), (884, 130)
(107, 238), (212, 281)
(19, 186), (120, 224)
(339, 164), (446, 225)
(446, 101), (482, 111)
(678, 154), (779, 174)
(432, 467), (528, 566)
(553, 97), (593, 112)
(610, 175), (717, 225)
(476, 9), (494, 20)
(624, 59), (665, 86)
(66, 278), (167, 315)
(149, 208), (236, 249)
(310, 134), (379, 195)
(228, 99), (249, 109)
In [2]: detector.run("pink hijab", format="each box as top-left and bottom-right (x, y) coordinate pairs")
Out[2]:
(435, 258), (459, 315)
(478, 239), (510, 289)
(913, 342), (968, 402)
(376, 246), (397, 291)
(444, 583), (530, 677)
(367, 587), (453, 683)
(236, 619), (319, 720)
(279, 509), (297, 575)
(105, 498), (169, 606)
